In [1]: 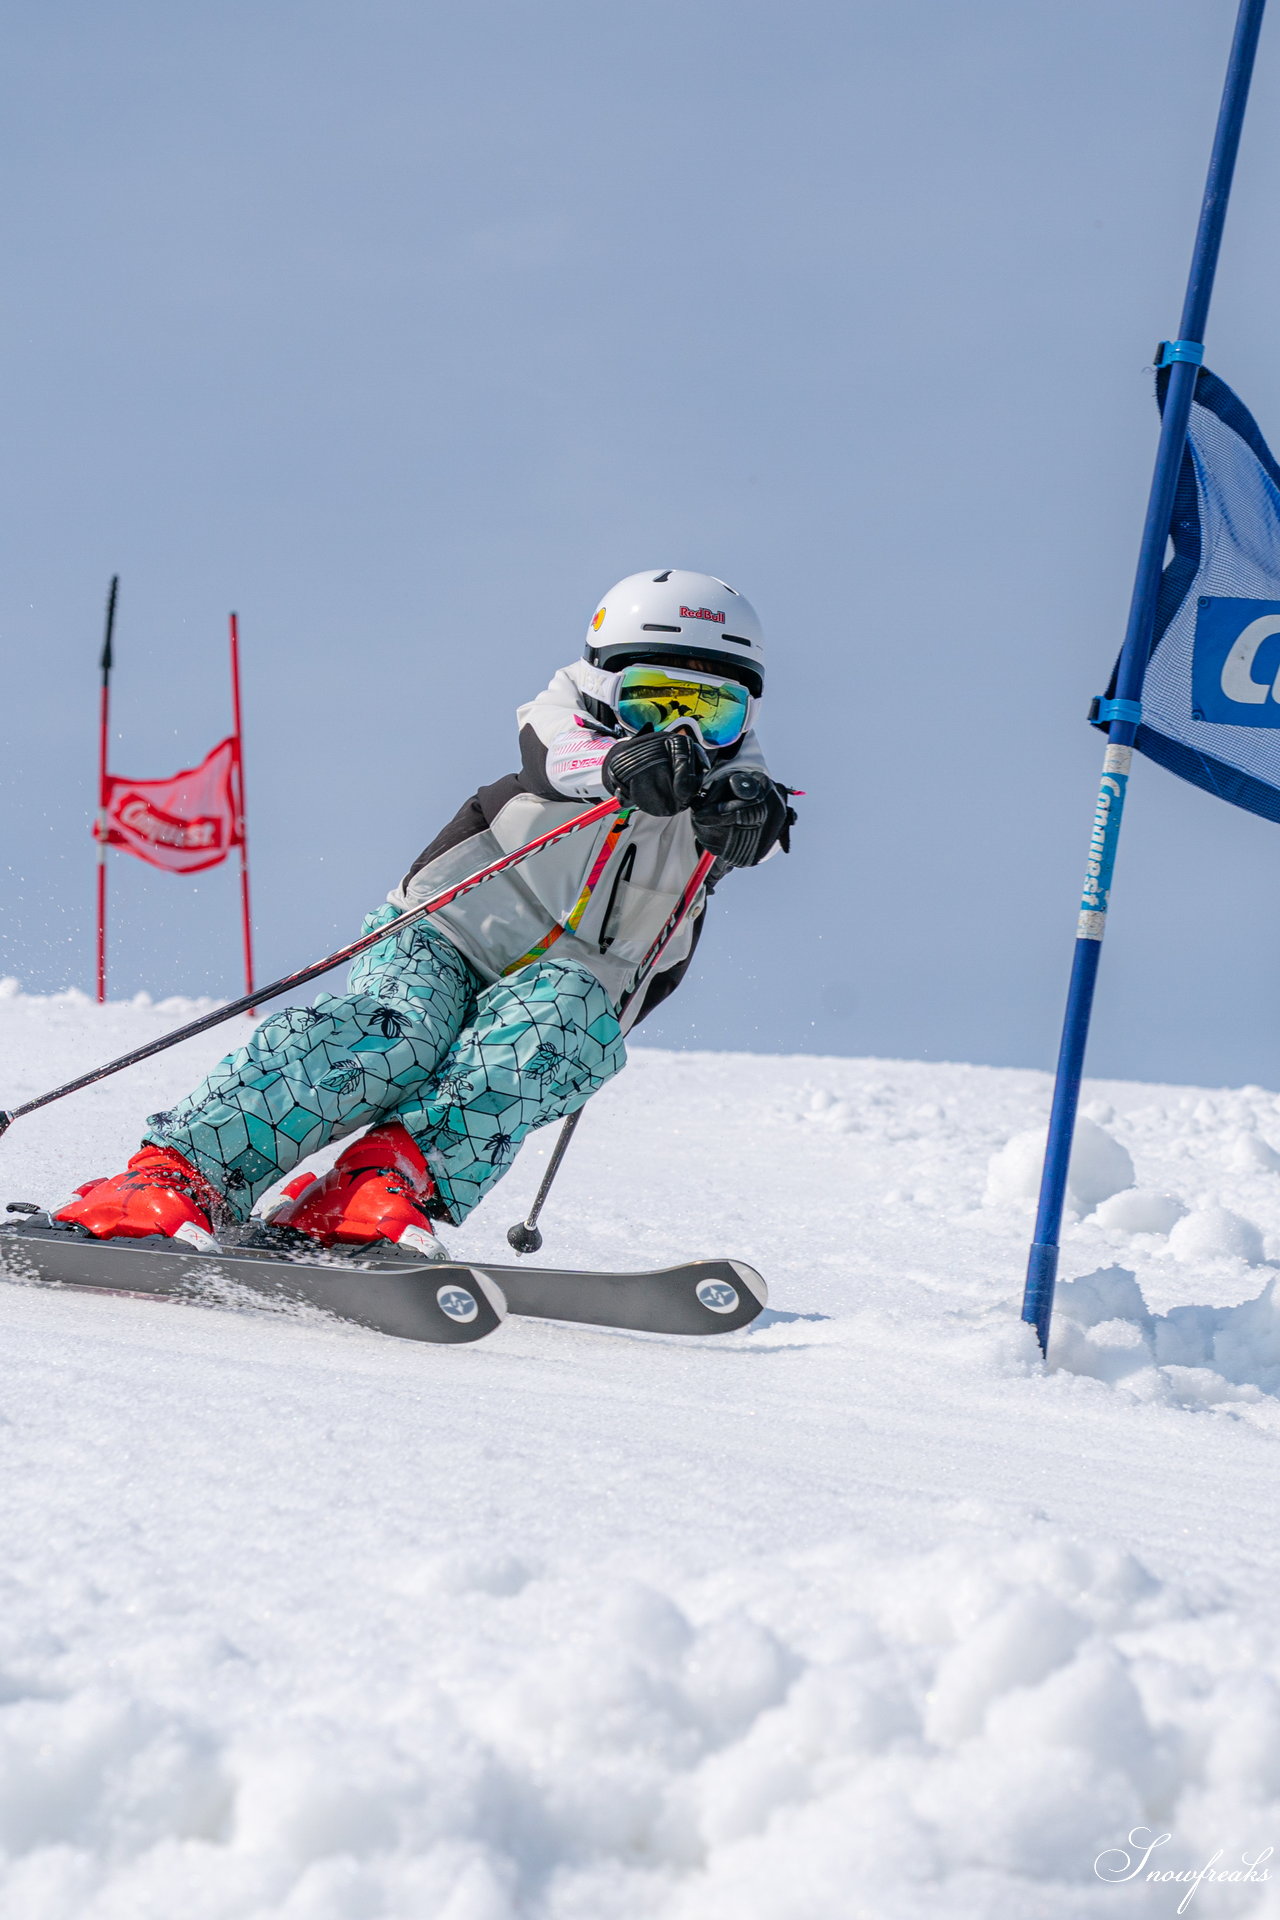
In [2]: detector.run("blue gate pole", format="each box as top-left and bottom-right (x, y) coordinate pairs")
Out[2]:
(1022, 0), (1268, 1355)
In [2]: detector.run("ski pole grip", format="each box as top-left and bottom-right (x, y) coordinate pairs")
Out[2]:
(727, 769), (769, 801)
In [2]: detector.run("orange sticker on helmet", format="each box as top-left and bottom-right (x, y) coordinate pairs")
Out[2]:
(591, 608), (606, 631)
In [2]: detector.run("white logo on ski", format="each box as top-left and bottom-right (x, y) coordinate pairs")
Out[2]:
(696, 1278), (739, 1315)
(437, 1284), (480, 1323)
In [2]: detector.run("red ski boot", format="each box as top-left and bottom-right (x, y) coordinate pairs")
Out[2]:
(55, 1145), (222, 1249)
(264, 1123), (442, 1258)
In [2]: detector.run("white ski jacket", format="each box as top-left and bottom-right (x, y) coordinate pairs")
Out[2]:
(388, 661), (773, 1017)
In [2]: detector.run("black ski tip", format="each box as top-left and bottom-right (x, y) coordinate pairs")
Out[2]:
(725, 1260), (768, 1311)
(489, 1256), (769, 1336)
(507, 1221), (543, 1255)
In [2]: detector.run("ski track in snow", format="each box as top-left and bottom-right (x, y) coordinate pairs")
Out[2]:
(1, 984), (1280, 1916)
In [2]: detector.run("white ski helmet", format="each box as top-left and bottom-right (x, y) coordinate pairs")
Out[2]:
(584, 569), (765, 698)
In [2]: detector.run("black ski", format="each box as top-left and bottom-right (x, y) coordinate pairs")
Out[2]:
(0, 1220), (505, 1346)
(0, 1218), (767, 1341)
(483, 1256), (766, 1335)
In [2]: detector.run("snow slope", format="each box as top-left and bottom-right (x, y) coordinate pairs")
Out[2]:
(1, 983), (1280, 1918)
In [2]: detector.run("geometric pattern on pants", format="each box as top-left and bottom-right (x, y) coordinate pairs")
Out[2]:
(144, 905), (626, 1225)
(393, 950), (627, 1222)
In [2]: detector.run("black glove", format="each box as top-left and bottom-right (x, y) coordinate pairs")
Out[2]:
(691, 767), (796, 868)
(602, 728), (710, 816)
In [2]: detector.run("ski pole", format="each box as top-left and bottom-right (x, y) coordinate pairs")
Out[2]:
(506, 1107), (585, 1254)
(0, 798), (626, 1142)
(507, 845), (718, 1253)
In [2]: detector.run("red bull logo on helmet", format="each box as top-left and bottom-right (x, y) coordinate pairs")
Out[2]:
(679, 605), (725, 624)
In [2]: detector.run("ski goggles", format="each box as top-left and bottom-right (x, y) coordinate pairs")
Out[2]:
(612, 664), (753, 748)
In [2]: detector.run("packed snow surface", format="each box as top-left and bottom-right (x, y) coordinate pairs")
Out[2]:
(1, 984), (1280, 1917)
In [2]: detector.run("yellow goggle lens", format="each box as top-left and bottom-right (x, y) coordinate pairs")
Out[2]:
(615, 667), (751, 747)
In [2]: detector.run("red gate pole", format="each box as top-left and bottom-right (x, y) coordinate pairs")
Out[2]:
(228, 612), (255, 1002)
(95, 577), (118, 1005)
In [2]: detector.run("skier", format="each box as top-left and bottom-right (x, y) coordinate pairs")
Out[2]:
(55, 570), (795, 1255)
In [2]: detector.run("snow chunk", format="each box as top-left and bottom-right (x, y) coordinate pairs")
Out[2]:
(1168, 1204), (1265, 1267)
(923, 1589), (1087, 1744)
(1226, 1129), (1280, 1173)
(1090, 1188), (1185, 1235)
(1053, 1265), (1152, 1332)
(984, 1116), (1133, 1210)
(1058, 1117), (1135, 1207)
(983, 1131), (1042, 1203)
(1154, 1278), (1280, 1394)
(0, 1689), (228, 1854)
(1049, 1267), (1156, 1382)
(1053, 1263), (1280, 1400)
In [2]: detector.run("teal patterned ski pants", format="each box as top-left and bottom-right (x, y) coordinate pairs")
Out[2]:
(144, 907), (627, 1225)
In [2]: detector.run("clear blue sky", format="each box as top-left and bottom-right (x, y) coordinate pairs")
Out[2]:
(4, 0), (1280, 1087)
